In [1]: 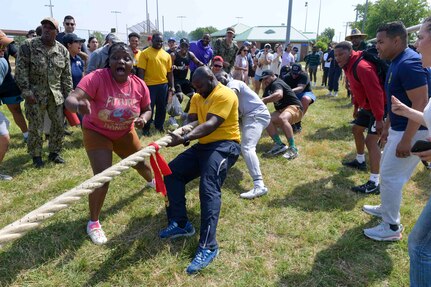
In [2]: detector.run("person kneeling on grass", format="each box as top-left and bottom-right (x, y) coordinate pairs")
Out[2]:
(65, 42), (155, 245)
(260, 69), (303, 160)
(159, 66), (240, 274)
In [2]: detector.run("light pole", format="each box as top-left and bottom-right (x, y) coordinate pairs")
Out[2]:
(285, 0), (293, 47)
(304, 1), (308, 32)
(156, 0), (160, 31)
(111, 11), (121, 33)
(235, 16), (243, 23)
(316, 0), (322, 37)
(45, 0), (54, 18)
(177, 16), (186, 32)
(362, 0), (369, 32)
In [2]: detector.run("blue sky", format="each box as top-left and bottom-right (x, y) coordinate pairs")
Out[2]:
(2, 0), (430, 42)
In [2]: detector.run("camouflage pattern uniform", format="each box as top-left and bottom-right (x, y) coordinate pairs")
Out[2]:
(213, 38), (239, 73)
(15, 37), (72, 157)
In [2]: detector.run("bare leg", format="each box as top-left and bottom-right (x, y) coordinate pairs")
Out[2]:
(352, 125), (366, 155)
(6, 104), (28, 133)
(87, 149), (113, 221)
(0, 134), (10, 163)
(365, 133), (381, 174)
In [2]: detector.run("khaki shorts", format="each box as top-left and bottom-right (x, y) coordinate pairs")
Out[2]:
(83, 128), (142, 159)
(278, 105), (303, 124)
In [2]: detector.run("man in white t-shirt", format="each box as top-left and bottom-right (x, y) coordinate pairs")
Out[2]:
(321, 47), (332, 86)
(253, 43), (273, 94)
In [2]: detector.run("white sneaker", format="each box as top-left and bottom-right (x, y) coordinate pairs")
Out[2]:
(240, 186), (268, 199)
(167, 117), (179, 128)
(363, 222), (403, 241)
(0, 174), (12, 181)
(325, 91), (333, 96)
(146, 178), (156, 189)
(333, 92), (338, 97)
(362, 204), (382, 218)
(87, 224), (108, 245)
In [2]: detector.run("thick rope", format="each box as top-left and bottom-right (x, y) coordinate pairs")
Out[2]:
(0, 122), (197, 248)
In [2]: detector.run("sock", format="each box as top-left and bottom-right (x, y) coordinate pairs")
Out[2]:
(254, 179), (265, 189)
(87, 220), (101, 231)
(272, 134), (284, 145)
(369, 173), (379, 185)
(389, 224), (399, 231)
(23, 132), (29, 138)
(288, 138), (296, 149)
(356, 154), (365, 163)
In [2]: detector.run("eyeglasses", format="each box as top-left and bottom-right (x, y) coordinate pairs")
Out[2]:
(65, 23), (75, 26)
(242, 50), (248, 52)
(213, 64), (223, 68)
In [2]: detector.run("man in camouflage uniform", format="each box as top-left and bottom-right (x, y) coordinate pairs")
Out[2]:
(213, 27), (239, 74)
(15, 17), (72, 168)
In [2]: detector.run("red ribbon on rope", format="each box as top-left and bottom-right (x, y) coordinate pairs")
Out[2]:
(148, 142), (172, 196)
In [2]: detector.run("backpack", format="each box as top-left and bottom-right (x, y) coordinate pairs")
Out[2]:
(352, 47), (389, 86)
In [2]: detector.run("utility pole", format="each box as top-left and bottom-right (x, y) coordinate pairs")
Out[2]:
(285, 0), (293, 47)
(235, 16), (243, 24)
(344, 22), (352, 39)
(156, 0), (160, 31)
(316, 0), (322, 37)
(146, 0), (150, 34)
(362, 0), (369, 32)
(45, 0), (54, 18)
(111, 11), (121, 33)
(177, 16), (186, 32)
(304, 1), (308, 32)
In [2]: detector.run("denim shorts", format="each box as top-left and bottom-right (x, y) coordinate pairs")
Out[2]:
(0, 94), (23, 105)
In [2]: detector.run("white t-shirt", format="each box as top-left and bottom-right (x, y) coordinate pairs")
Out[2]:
(281, 51), (295, 67)
(270, 52), (282, 75)
(255, 51), (273, 76)
(227, 80), (268, 117)
(323, 53), (331, 68)
(423, 100), (431, 138)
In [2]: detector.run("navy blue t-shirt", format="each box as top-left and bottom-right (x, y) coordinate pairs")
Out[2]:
(70, 55), (84, 89)
(386, 48), (431, 131)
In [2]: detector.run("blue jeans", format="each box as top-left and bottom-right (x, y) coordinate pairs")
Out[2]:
(328, 66), (341, 92)
(145, 84), (168, 131)
(409, 194), (431, 286)
(164, 140), (240, 249)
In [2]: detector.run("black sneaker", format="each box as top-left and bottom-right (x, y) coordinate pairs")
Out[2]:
(352, 180), (380, 194)
(33, 156), (45, 168)
(342, 159), (366, 171)
(48, 153), (65, 164)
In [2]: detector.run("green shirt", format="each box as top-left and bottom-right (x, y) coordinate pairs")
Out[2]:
(213, 38), (239, 73)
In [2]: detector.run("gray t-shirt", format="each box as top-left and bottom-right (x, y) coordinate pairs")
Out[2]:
(227, 80), (268, 117)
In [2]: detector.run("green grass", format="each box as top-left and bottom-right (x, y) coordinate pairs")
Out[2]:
(0, 73), (430, 286)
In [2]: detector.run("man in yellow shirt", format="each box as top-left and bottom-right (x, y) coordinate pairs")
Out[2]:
(159, 66), (240, 275)
(137, 33), (174, 134)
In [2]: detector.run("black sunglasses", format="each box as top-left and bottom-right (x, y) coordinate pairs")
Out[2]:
(65, 23), (75, 26)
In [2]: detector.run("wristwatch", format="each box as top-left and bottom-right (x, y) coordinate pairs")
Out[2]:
(183, 134), (191, 146)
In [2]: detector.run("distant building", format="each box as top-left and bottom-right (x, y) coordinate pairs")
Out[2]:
(211, 24), (316, 61)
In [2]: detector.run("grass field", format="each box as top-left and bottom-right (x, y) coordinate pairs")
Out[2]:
(0, 73), (430, 287)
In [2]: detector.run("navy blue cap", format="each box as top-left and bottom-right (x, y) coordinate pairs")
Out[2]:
(63, 33), (85, 45)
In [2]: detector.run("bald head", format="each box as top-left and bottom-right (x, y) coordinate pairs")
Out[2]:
(192, 66), (218, 98)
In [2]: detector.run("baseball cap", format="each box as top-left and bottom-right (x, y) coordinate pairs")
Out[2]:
(41, 17), (59, 31)
(180, 38), (189, 46)
(168, 37), (176, 42)
(243, 41), (251, 46)
(147, 35), (152, 41)
(226, 27), (235, 34)
(291, 63), (302, 74)
(292, 46), (299, 52)
(213, 55), (224, 63)
(105, 33), (121, 44)
(260, 69), (274, 81)
(63, 33), (85, 45)
(264, 43), (271, 48)
(0, 30), (13, 46)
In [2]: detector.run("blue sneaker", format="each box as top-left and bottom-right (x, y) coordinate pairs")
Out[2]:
(159, 221), (195, 239)
(186, 246), (219, 275)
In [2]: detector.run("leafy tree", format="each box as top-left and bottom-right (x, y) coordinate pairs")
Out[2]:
(12, 35), (26, 46)
(163, 30), (176, 40)
(354, 0), (429, 38)
(91, 31), (105, 46)
(320, 28), (335, 42)
(315, 40), (328, 51)
(188, 26), (219, 41)
(316, 35), (330, 45)
(175, 31), (189, 40)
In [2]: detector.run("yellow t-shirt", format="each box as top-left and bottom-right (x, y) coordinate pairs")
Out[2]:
(137, 47), (172, 86)
(189, 83), (240, 144)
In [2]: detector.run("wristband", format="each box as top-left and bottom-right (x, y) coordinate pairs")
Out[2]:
(183, 134), (191, 146)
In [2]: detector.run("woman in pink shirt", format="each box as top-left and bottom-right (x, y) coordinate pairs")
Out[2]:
(65, 42), (154, 245)
(233, 45), (249, 83)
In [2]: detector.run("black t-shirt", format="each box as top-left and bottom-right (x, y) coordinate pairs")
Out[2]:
(0, 43), (21, 98)
(283, 71), (311, 92)
(173, 51), (191, 80)
(263, 78), (302, 111)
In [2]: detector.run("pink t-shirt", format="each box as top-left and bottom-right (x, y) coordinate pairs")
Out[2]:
(77, 68), (150, 140)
